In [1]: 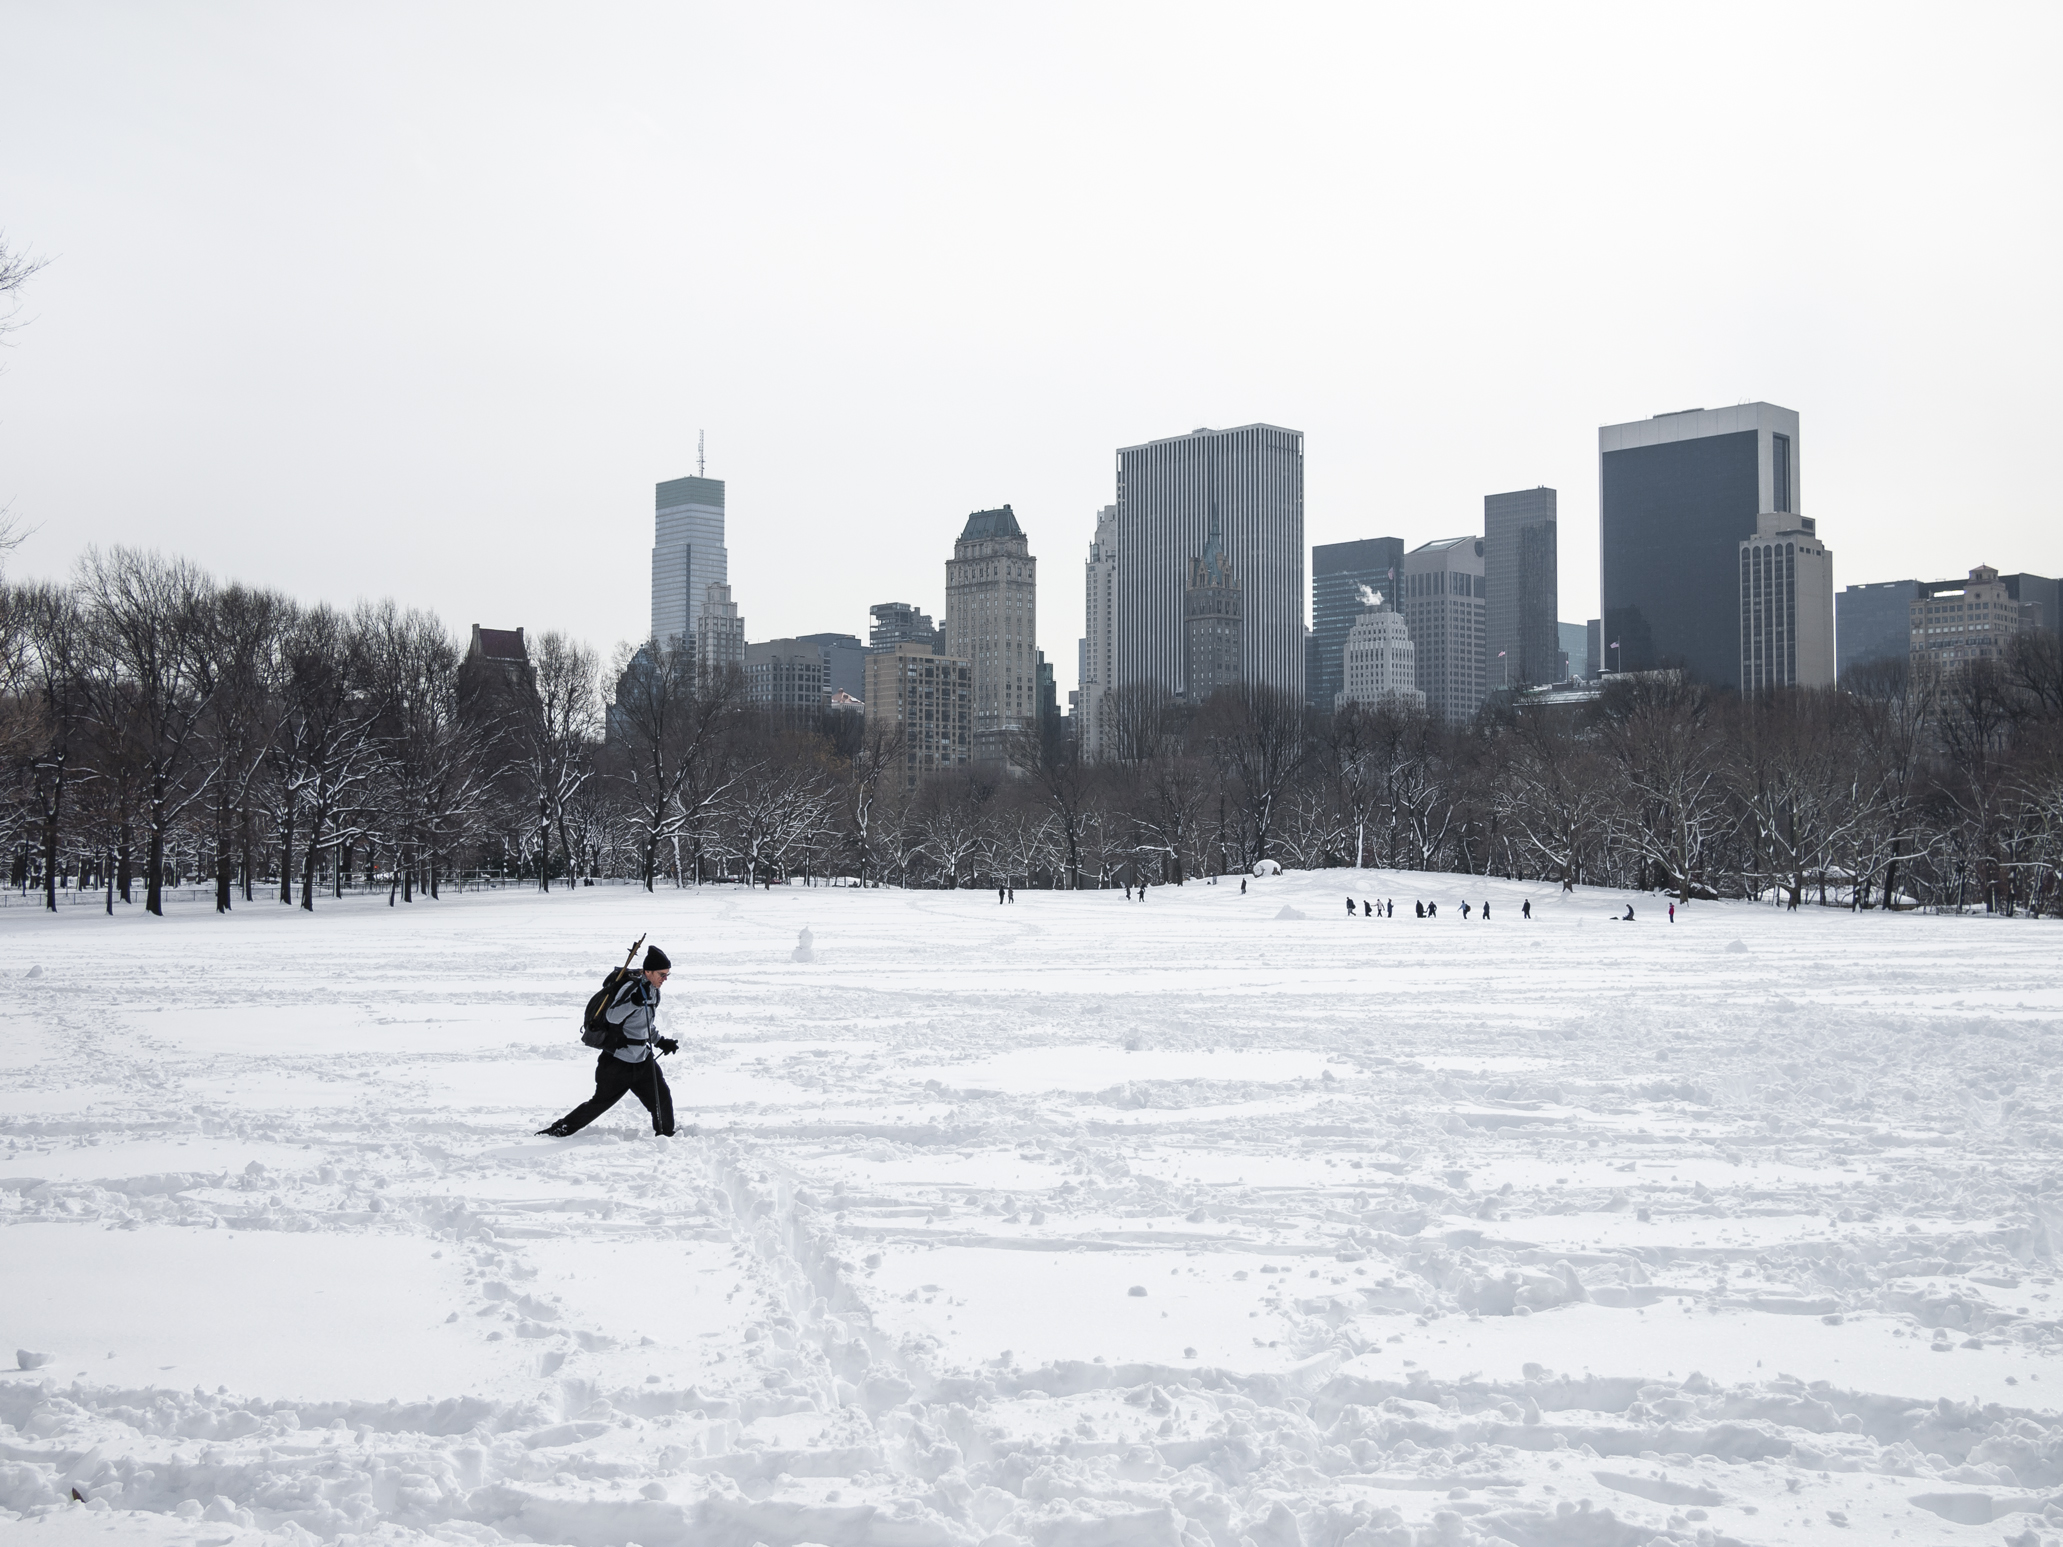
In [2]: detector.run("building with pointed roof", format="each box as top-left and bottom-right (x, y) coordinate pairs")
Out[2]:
(1182, 505), (1243, 705)
(945, 504), (1038, 764)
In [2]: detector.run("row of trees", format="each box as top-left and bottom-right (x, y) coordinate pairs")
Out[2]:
(7, 547), (2063, 916)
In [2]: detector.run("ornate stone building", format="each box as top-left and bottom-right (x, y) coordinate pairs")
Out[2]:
(1336, 598), (1423, 712)
(1181, 507), (1243, 706)
(944, 506), (1037, 764)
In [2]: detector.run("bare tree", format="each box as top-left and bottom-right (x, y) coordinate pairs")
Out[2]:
(1199, 683), (1308, 866)
(191, 585), (292, 911)
(520, 630), (600, 889)
(843, 715), (907, 885)
(20, 583), (89, 910)
(1493, 702), (1607, 888)
(1598, 673), (1726, 904)
(79, 549), (219, 915)
(610, 639), (741, 888)
(1011, 720), (1099, 889)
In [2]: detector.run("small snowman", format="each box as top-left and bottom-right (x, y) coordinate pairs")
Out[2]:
(791, 926), (814, 963)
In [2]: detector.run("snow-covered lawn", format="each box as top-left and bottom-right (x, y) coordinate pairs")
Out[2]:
(3, 872), (2062, 1547)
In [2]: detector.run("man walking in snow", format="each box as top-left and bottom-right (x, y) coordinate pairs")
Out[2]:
(538, 946), (679, 1138)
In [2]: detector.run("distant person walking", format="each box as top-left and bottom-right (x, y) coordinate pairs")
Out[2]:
(1414, 900), (1425, 918)
(1125, 883), (1132, 900)
(1522, 898), (1531, 920)
(1668, 902), (1675, 923)
(1346, 896), (1356, 916)
(1461, 901), (1472, 920)
(1482, 900), (1490, 920)
(1240, 877), (1247, 894)
(538, 947), (678, 1138)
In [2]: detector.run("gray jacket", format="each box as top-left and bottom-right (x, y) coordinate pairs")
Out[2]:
(603, 974), (661, 1063)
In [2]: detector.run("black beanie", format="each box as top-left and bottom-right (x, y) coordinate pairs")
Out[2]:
(644, 946), (672, 971)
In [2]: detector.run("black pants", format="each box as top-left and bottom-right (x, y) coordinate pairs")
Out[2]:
(545, 1053), (674, 1136)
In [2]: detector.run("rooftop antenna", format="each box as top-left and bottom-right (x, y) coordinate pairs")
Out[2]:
(697, 430), (705, 478)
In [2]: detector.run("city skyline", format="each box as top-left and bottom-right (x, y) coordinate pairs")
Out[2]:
(5, 9), (2056, 707)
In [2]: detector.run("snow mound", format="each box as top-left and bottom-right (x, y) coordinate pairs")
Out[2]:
(1273, 905), (1306, 920)
(16, 1349), (54, 1369)
(1726, 938), (1749, 953)
(1252, 859), (1282, 877)
(24, 963), (42, 978)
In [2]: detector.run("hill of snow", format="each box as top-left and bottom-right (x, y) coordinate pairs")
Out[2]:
(3, 870), (2061, 1546)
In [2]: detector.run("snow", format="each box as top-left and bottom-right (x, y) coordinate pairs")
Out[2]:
(4, 869), (2063, 1547)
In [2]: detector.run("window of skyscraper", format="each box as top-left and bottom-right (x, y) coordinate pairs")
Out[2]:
(1773, 434), (1791, 513)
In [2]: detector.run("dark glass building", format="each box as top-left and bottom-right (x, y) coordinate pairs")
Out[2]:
(1309, 536), (1405, 711)
(1599, 403), (1799, 688)
(1483, 488), (1558, 690)
(1835, 581), (1920, 681)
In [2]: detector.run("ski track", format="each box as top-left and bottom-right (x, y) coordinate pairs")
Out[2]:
(3, 874), (2063, 1547)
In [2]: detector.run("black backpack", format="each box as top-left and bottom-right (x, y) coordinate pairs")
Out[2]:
(581, 965), (643, 1050)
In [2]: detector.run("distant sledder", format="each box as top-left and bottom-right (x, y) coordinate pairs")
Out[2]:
(537, 939), (680, 1138)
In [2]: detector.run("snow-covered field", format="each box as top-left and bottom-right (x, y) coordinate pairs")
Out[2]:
(4, 873), (2063, 1547)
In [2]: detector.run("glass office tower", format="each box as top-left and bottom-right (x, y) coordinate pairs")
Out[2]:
(1598, 403), (1799, 688)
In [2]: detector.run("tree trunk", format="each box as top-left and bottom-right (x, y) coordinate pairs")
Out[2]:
(146, 775), (169, 916)
(41, 779), (60, 913)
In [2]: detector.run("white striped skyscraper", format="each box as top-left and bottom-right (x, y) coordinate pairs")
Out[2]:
(1113, 424), (1304, 701)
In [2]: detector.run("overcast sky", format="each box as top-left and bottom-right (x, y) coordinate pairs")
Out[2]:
(3, 3), (2058, 694)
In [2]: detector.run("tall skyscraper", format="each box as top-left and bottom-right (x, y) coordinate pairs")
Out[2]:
(1114, 424), (1304, 701)
(1401, 537), (1486, 723)
(651, 475), (728, 650)
(1335, 600), (1422, 713)
(1080, 506), (1117, 759)
(1738, 513), (1835, 691)
(695, 582), (744, 684)
(944, 505), (1038, 764)
(1310, 537), (1405, 712)
(1836, 580), (1921, 680)
(1181, 506), (1243, 705)
(1483, 488), (1558, 690)
(1599, 403), (1799, 688)
(868, 602), (941, 654)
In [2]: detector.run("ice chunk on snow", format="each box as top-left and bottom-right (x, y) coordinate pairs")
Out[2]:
(16, 1349), (54, 1369)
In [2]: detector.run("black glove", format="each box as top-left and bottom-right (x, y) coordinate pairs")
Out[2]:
(656, 1037), (679, 1056)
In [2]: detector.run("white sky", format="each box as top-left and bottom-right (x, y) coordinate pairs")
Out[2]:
(3, 3), (2058, 696)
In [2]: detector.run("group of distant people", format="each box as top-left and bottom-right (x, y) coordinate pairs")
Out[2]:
(1349, 895), (1534, 921)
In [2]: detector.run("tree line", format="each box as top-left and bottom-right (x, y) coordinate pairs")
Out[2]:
(5, 547), (2062, 915)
